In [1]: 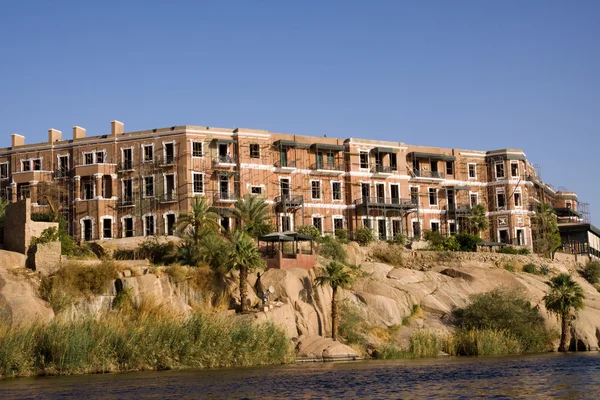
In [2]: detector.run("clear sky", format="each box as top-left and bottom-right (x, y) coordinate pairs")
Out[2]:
(1, 1), (598, 220)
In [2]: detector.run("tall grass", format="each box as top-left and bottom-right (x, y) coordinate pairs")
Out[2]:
(0, 313), (294, 378)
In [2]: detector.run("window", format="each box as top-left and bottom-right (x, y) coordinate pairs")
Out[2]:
(359, 152), (369, 169)
(470, 193), (478, 207)
(565, 200), (572, 209)
(249, 144), (260, 159)
(144, 176), (154, 198)
(363, 218), (371, 229)
(21, 160), (30, 172)
(312, 216), (323, 233)
(0, 162), (8, 179)
(250, 186), (262, 195)
(96, 152), (104, 164)
(57, 156), (69, 175)
(410, 187), (419, 205)
(122, 148), (133, 170)
(164, 142), (175, 164)
(103, 219), (112, 239)
(83, 180), (93, 200)
(446, 161), (454, 175)
(390, 184), (400, 204)
(514, 191), (522, 207)
(428, 188), (438, 206)
(123, 179), (133, 202)
(333, 217), (344, 232)
(192, 173), (204, 194)
(412, 220), (421, 238)
(311, 180), (321, 200)
(31, 158), (41, 171)
(144, 215), (155, 236)
(449, 222), (457, 235)
(431, 221), (440, 232)
(495, 162), (505, 179)
(468, 163), (477, 179)
(326, 152), (335, 167)
(511, 162), (519, 178)
(280, 215), (291, 232)
(143, 145), (153, 162)
(390, 153), (398, 171)
(497, 192), (506, 209)
(84, 153), (94, 165)
(332, 182), (342, 201)
(192, 141), (203, 157)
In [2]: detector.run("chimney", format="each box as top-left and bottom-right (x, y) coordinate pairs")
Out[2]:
(111, 120), (124, 136)
(48, 128), (62, 143)
(73, 126), (86, 140)
(11, 134), (25, 148)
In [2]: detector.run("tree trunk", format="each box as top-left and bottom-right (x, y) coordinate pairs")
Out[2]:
(239, 266), (248, 313)
(558, 312), (570, 352)
(331, 286), (338, 341)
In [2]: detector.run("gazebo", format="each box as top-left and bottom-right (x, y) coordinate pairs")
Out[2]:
(258, 231), (316, 270)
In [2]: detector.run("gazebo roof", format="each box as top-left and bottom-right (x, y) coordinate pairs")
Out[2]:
(282, 231), (313, 241)
(258, 232), (295, 242)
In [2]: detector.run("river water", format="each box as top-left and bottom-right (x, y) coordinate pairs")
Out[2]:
(1, 353), (599, 399)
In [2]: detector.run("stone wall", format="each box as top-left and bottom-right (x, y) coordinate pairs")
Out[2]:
(4, 198), (58, 254)
(29, 242), (61, 275)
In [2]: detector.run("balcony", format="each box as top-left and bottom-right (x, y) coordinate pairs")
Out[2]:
(159, 192), (178, 204)
(72, 163), (116, 177)
(117, 161), (135, 172)
(11, 170), (52, 184)
(274, 160), (296, 170)
(371, 164), (394, 175)
(411, 169), (445, 180)
(213, 155), (236, 168)
(157, 155), (177, 167)
(354, 197), (417, 212)
(274, 193), (304, 212)
(117, 196), (136, 208)
(445, 204), (472, 214)
(309, 162), (345, 175)
(214, 192), (239, 203)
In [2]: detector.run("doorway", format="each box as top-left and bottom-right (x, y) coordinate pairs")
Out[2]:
(83, 219), (92, 241)
(166, 214), (176, 236)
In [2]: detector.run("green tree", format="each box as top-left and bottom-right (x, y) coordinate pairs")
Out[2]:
(176, 197), (221, 244)
(232, 195), (272, 238)
(544, 273), (585, 352)
(531, 203), (562, 258)
(314, 261), (355, 341)
(463, 204), (489, 236)
(226, 230), (266, 313)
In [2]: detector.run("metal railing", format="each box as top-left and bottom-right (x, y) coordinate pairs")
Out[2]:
(157, 155), (177, 166)
(371, 164), (393, 174)
(412, 169), (445, 179)
(310, 162), (345, 172)
(354, 197), (417, 207)
(213, 155), (236, 165)
(274, 160), (296, 168)
(274, 193), (304, 206)
(160, 192), (178, 203)
(214, 192), (239, 202)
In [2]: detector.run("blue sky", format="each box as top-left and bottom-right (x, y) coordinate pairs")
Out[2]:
(1, 1), (598, 220)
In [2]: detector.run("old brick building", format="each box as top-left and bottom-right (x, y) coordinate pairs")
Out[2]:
(0, 121), (587, 249)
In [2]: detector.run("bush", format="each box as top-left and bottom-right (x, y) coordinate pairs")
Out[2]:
(30, 227), (60, 246)
(454, 233), (483, 252)
(387, 234), (407, 246)
(372, 243), (403, 267)
(354, 227), (375, 246)
(522, 263), (538, 274)
(338, 300), (368, 345)
(296, 225), (322, 240)
(499, 246), (531, 255)
(317, 236), (347, 263)
(581, 261), (600, 284)
(540, 265), (550, 275)
(137, 238), (178, 265)
(449, 329), (522, 356)
(452, 288), (555, 353)
(334, 229), (349, 243)
(504, 263), (515, 272)
(424, 230), (460, 251)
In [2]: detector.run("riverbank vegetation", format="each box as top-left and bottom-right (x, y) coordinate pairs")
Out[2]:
(0, 311), (294, 378)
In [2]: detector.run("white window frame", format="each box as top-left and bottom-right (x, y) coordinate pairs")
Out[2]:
(310, 179), (322, 200)
(467, 163), (477, 180)
(121, 147), (134, 168)
(163, 211), (178, 236)
(510, 161), (520, 178)
(389, 183), (400, 202)
(496, 187), (506, 210)
(163, 140), (176, 161)
(279, 213), (293, 232)
(312, 215), (324, 235)
(497, 227), (510, 244)
(143, 213), (157, 236)
(495, 161), (506, 180)
(31, 157), (42, 171)
(410, 185), (419, 205)
(411, 217), (423, 238)
(163, 172), (177, 198)
(99, 215), (114, 240)
(143, 175), (155, 198)
(428, 187), (438, 206)
(513, 188), (523, 209)
(79, 216), (95, 241)
(565, 200), (572, 209)
(514, 227), (526, 246)
(142, 144), (154, 163)
(332, 215), (344, 233)
(191, 172), (205, 195)
(249, 185), (264, 196)
(331, 180), (343, 202)
(20, 159), (30, 172)
(278, 177), (291, 197)
(249, 143), (260, 159)
(121, 215), (135, 238)
(375, 182), (386, 202)
(430, 220), (441, 233)
(121, 177), (134, 201)
(448, 220), (457, 235)
(191, 140), (204, 158)
(469, 192), (479, 207)
(359, 151), (370, 170)
(56, 154), (70, 172)
(0, 162), (8, 180)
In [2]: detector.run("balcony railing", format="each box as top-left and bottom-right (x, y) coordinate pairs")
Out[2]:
(445, 204), (472, 214)
(213, 155), (236, 165)
(274, 193), (304, 207)
(159, 192), (178, 203)
(354, 197), (417, 207)
(371, 164), (393, 174)
(274, 160), (296, 169)
(310, 162), (345, 172)
(214, 192), (239, 202)
(412, 169), (445, 179)
(157, 155), (176, 166)
(117, 161), (134, 172)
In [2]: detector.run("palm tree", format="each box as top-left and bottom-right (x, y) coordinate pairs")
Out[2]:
(226, 230), (266, 312)
(176, 197), (221, 244)
(232, 195), (272, 238)
(532, 203), (562, 258)
(544, 273), (585, 352)
(463, 204), (489, 236)
(314, 261), (355, 341)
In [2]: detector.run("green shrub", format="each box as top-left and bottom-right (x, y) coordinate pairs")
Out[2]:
(540, 265), (550, 275)
(113, 249), (135, 260)
(454, 233), (483, 252)
(317, 236), (347, 263)
(499, 246), (531, 255)
(453, 288), (555, 353)
(387, 234), (407, 246)
(354, 227), (375, 246)
(30, 227), (60, 246)
(372, 243), (403, 267)
(504, 263), (515, 272)
(522, 263), (538, 274)
(30, 213), (55, 222)
(581, 261), (600, 284)
(338, 300), (368, 345)
(334, 229), (349, 243)
(296, 225), (322, 240)
(136, 238), (178, 265)
(450, 329), (522, 356)
(424, 230), (460, 251)
(409, 330), (443, 358)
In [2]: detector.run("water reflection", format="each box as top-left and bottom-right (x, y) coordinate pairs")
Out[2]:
(0, 353), (598, 399)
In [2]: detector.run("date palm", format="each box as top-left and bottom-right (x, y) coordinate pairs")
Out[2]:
(464, 204), (489, 236)
(314, 261), (355, 341)
(226, 230), (266, 312)
(532, 203), (562, 258)
(544, 274), (584, 352)
(176, 197), (221, 244)
(232, 195), (272, 238)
